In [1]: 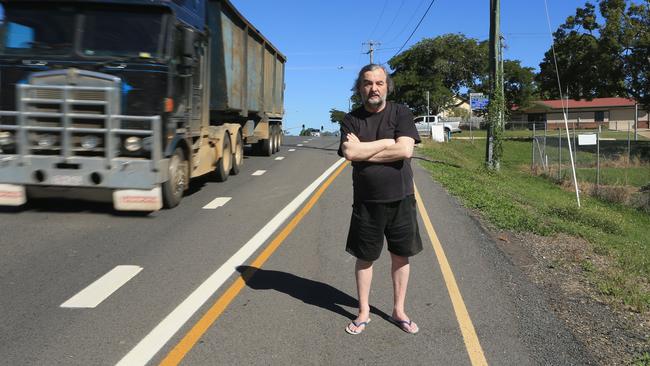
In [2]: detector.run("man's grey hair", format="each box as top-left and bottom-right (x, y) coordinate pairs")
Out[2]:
(351, 64), (394, 95)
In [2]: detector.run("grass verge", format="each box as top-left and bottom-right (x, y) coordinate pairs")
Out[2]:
(417, 139), (650, 312)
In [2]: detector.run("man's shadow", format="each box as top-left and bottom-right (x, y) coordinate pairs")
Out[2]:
(236, 266), (389, 321)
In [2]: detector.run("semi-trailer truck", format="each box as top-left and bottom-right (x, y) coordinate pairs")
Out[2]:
(0, 0), (285, 211)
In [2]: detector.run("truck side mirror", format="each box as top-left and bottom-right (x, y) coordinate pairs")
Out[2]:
(181, 28), (196, 66)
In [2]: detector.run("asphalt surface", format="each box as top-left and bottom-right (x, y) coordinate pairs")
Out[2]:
(0, 136), (590, 365)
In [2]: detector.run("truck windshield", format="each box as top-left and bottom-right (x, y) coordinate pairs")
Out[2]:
(0, 4), (75, 56)
(81, 8), (165, 59)
(0, 4), (167, 59)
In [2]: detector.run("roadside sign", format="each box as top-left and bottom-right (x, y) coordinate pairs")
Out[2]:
(578, 133), (597, 146)
(469, 93), (489, 110)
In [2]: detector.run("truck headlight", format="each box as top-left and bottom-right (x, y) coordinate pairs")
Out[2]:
(81, 135), (100, 149)
(38, 134), (58, 148)
(124, 136), (142, 152)
(0, 131), (14, 145)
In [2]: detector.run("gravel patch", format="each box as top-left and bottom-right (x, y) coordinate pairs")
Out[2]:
(492, 230), (650, 365)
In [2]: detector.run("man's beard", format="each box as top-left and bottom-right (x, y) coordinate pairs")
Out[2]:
(364, 94), (386, 109)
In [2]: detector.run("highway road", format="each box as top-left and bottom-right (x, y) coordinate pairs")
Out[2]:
(0, 136), (591, 365)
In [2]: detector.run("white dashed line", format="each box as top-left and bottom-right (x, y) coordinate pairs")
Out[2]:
(302, 141), (309, 143)
(275, 157), (285, 161)
(288, 149), (296, 152)
(297, 144), (303, 147)
(202, 197), (232, 209)
(61, 265), (143, 308)
(251, 170), (266, 176)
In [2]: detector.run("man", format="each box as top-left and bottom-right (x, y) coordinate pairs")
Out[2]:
(338, 64), (422, 335)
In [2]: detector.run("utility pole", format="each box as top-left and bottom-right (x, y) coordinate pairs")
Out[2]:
(485, 0), (505, 170)
(363, 40), (380, 64)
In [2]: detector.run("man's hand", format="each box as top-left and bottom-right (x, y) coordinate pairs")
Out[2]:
(342, 133), (395, 161)
(347, 133), (360, 143)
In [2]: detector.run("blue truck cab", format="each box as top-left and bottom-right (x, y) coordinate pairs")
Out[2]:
(0, 0), (286, 211)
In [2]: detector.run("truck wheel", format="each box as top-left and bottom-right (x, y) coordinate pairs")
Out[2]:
(270, 127), (277, 154)
(214, 133), (232, 182)
(258, 134), (272, 157)
(231, 132), (243, 175)
(163, 147), (188, 208)
(274, 125), (281, 153)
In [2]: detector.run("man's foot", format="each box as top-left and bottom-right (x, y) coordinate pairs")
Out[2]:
(388, 315), (419, 334)
(345, 317), (371, 335)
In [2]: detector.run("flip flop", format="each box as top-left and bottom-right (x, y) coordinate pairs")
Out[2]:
(388, 316), (419, 334)
(345, 318), (371, 335)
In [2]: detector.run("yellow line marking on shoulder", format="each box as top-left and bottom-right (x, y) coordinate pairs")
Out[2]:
(414, 185), (488, 366)
(159, 161), (350, 366)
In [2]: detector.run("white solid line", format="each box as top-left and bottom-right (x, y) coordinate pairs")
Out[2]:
(251, 170), (266, 176)
(116, 158), (346, 366)
(202, 197), (232, 210)
(288, 149), (296, 152)
(61, 265), (143, 309)
(275, 157), (285, 161)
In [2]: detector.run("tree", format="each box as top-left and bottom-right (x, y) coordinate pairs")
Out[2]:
(329, 108), (346, 124)
(536, 1), (650, 108)
(388, 33), (536, 116)
(623, 1), (650, 108)
(503, 60), (537, 111)
(388, 34), (488, 115)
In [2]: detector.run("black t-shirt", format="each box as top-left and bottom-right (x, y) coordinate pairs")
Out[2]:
(337, 101), (421, 203)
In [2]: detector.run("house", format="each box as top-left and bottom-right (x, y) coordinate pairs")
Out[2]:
(513, 97), (649, 130)
(439, 96), (470, 118)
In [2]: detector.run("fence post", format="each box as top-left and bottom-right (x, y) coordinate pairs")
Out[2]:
(544, 121), (548, 172)
(627, 121), (631, 186)
(597, 125), (600, 191)
(531, 123), (536, 172)
(558, 128), (562, 180)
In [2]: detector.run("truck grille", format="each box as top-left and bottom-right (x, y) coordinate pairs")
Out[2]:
(0, 69), (160, 166)
(25, 86), (110, 156)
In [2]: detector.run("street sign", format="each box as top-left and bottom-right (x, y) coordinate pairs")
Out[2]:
(470, 93), (489, 110)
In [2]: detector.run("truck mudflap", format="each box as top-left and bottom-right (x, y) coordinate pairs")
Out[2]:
(0, 184), (26, 206)
(113, 187), (162, 211)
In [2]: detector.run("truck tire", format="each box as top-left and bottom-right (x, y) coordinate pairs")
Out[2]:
(270, 126), (277, 154)
(274, 125), (281, 153)
(214, 133), (232, 182)
(258, 134), (272, 156)
(231, 132), (243, 175)
(162, 147), (188, 208)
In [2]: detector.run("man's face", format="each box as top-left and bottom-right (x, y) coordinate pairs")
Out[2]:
(359, 68), (388, 110)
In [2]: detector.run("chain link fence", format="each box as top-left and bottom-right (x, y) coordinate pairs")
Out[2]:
(530, 122), (650, 210)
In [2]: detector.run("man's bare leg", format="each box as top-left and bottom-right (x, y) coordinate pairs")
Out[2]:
(390, 253), (418, 332)
(348, 258), (373, 333)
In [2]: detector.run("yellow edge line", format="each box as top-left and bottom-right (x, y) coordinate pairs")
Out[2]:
(414, 185), (488, 366)
(159, 161), (350, 366)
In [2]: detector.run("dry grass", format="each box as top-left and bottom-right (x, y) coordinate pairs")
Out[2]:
(530, 167), (650, 212)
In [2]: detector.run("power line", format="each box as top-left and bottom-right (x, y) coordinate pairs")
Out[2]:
(376, 0), (406, 42)
(385, 0), (428, 46)
(367, 0), (389, 41)
(391, 0), (437, 59)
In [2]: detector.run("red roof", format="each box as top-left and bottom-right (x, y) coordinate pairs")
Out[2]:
(535, 97), (636, 109)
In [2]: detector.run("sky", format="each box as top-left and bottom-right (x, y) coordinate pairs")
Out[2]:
(229, 0), (592, 133)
